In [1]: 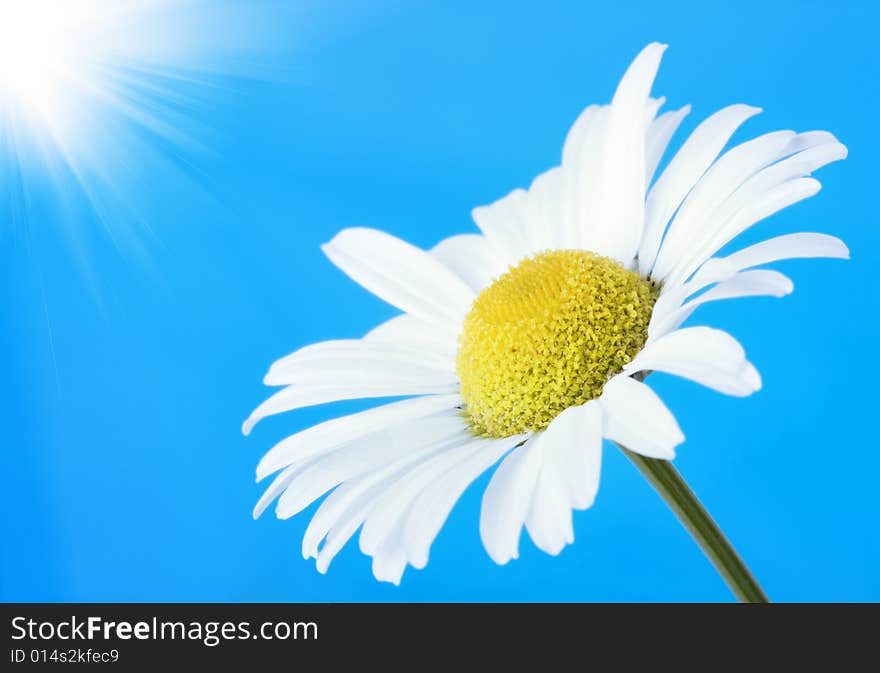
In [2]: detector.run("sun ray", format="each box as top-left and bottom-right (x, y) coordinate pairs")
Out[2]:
(0, 0), (297, 276)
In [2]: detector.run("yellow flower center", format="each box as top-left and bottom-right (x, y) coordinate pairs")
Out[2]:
(456, 250), (659, 437)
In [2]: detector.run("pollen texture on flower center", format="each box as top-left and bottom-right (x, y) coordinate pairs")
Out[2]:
(456, 250), (660, 438)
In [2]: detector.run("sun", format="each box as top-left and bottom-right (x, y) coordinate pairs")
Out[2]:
(0, 0), (295, 274)
(0, 0), (99, 140)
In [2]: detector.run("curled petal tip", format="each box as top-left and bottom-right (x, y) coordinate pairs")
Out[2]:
(833, 237), (851, 260)
(744, 362), (762, 392)
(643, 41), (669, 52)
(302, 545), (317, 561)
(780, 278), (795, 296)
(736, 104), (763, 117)
(255, 453), (281, 482)
(488, 551), (513, 566)
(408, 552), (428, 571)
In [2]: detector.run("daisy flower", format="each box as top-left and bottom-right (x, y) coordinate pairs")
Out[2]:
(244, 43), (847, 591)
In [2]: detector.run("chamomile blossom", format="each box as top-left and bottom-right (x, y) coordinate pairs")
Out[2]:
(244, 43), (847, 585)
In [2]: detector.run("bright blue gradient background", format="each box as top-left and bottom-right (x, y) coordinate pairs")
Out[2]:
(2, 1), (877, 602)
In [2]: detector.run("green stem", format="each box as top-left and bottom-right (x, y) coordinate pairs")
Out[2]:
(619, 444), (769, 603)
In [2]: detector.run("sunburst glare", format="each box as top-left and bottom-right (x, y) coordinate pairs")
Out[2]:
(0, 0), (294, 264)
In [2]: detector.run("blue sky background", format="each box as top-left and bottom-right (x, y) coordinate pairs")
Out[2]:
(2, 0), (877, 602)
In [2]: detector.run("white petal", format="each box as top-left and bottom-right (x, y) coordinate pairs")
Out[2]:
(546, 401), (604, 510)
(304, 428), (466, 572)
(430, 234), (506, 292)
(758, 136), (846, 187)
(645, 96), (666, 124)
(403, 434), (529, 569)
(648, 279), (711, 337)
(626, 326), (761, 396)
(650, 269), (793, 338)
(312, 476), (389, 574)
(303, 471), (388, 562)
(638, 104), (762, 274)
(360, 437), (494, 581)
(600, 375), (684, 459)
(562, 104), (609, 249)
(787, 129), (836, 151)
(243, 380), (458, 437)
(479, 439), (542, 565)
(651, 130), (796, 280)
(322, 227), (475, 327)
(562, 105), (601, 167)
(690, 268), (794, 302)
(254, 393), (460, 477)
(681, 177), (822, 286)
(645, 104), (691, 186)
(719, 232), (849, 270)
(370, 524), (409, 585)
(524, 166), (565, 251)
(253, 464), (299, 519)
(472, 189), (532, 266)
(364, 313), (457, 358)
(302, 438), (453, 563)
(662, 140), (845, 283)
(274, 414), (467, 519)
(524, 445), (574, 556)
(478, 400), (603, 564)
(589, 42), (666, 263)
(358, 438), (485, 556)
(263, 339), (455, 386)
(649, 231), (846, 337)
